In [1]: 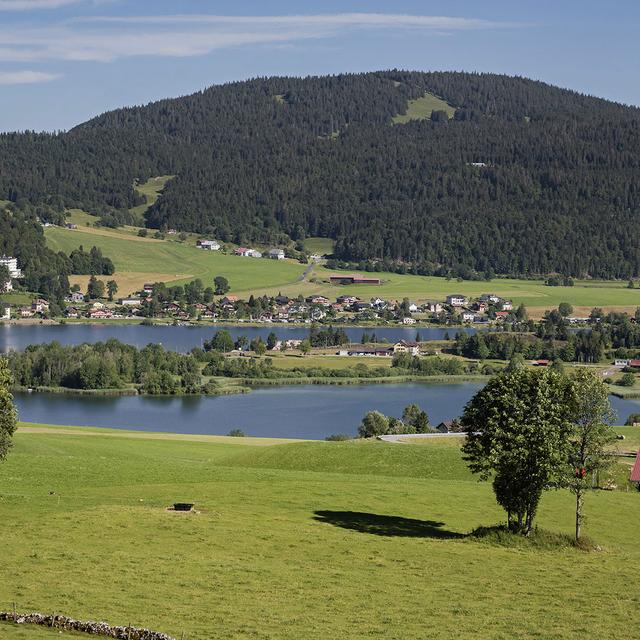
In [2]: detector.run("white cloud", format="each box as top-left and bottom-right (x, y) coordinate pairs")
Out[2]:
(0, 0), (85, 9)
(0, 69), (59, 83)
(0, 13), (522, 63)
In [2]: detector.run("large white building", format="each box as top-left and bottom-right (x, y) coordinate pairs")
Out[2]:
(0, 256), (22, 279)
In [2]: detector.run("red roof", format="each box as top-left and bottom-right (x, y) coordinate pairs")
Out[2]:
(630, 450), (640, 483)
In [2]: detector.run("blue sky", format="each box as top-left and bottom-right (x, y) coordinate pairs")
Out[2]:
(1, 0), (639, 132)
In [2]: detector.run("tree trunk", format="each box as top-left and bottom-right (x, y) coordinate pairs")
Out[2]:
(575, 490), (583, 540)
(524, 511), (533, 536)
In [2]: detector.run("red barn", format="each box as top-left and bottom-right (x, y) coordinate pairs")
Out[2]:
(630, 450), (640, 484)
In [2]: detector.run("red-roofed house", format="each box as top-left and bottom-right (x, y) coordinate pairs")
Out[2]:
(630, 450), (640, 485)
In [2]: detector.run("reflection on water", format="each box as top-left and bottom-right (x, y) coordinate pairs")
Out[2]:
(14, 382), (640, 441)
(0, 323), (480, 353)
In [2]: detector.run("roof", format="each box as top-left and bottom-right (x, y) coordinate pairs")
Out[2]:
(631, 450), (640, 483)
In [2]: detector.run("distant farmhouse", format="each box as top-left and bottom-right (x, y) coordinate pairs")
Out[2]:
(234, 247), (262, 258)
(329, 274), (381, 285)
(268, 248), (285, 260)
(446, 294), (467, 307)
(196, 239), (220, 251)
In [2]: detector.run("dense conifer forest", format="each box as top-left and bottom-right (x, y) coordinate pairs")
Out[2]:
(1, 70), (639, 277)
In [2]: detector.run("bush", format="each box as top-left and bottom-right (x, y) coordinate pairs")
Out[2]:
(358, 410), (389, 438)
(619, 372), (636, 387)
(325, 434), (351, 441)
(227, 429), (245, 437)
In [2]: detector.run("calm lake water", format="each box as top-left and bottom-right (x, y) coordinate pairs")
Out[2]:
(0, 323), (479, 353)
(14, 383), (640, 440)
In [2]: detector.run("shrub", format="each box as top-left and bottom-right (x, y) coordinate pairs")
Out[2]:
(619, 372), (635, 387)
(358, 411), (389, 438)
(228, 429), (245, 437)
(325, 434), (351, 441)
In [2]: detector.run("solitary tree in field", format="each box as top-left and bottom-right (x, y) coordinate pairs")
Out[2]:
(461, 369), (574, 535)
(558, 302), (573, 317)
(0, 358), (17, 464)
(214, 276), (230, 295)
(566, 369), (616, 540)
(299, 339), (311, 356)
(106, 280), (118, 301)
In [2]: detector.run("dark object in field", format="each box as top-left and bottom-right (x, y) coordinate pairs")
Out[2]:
(172, 503), (194, 511)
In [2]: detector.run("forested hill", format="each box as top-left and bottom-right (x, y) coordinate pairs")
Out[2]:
(2, 70), (640, 278)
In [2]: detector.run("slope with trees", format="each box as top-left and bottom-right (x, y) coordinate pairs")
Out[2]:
(2, 71), (640, 278)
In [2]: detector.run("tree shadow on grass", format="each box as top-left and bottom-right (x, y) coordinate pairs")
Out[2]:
(313, 510), (465, 539)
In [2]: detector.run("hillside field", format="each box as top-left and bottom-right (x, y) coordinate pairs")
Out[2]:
(129, 175), (174, 224)
(45, 223), (306, 297)
(0, 424), (639, 639)
(392, 91), (456, 124)
(44, 222), (640, 315)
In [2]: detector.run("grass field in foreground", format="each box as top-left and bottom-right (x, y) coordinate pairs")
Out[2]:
(44, 220), (640, 315)
(0, 425), (639, 639)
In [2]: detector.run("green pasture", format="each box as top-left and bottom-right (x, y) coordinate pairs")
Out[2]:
(0, 424), (639, 639)
(303, 237), (335, 256)
(43, 218), (640, 313)
(392, 92), (456, 124)
(307, 267), (640, 315)
(45, 225), (306, 297)
(129, 175), (174, 224)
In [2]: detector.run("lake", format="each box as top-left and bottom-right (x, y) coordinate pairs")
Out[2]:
(0, 323), (480, 353)
(13, 383), (640, 440)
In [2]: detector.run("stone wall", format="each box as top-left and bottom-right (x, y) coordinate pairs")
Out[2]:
(0, 611), (176, 639)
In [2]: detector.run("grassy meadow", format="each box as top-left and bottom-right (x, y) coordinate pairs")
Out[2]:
(43, 210), (640, 316)
(129, 175), (174, 224)
(1, 424), (639, 639)
(392, 92), (456, 124)
(45, 223), (306, 297)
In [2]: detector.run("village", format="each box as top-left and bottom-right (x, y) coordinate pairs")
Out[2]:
(2, 270), (527, 326)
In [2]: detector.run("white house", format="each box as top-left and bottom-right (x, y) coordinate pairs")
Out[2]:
(1, 304), (10, 320)
(402, 317), (416, 325)
(501, 299), (514, 311)
(268, 248), (285, 260)
(118, 297), (142, 307)
(392, 340), (420, 356)
(370, 297), (388, 309)
(197, 240), (220, 251)
(69, 291), (85, 303)
(446, 294), (467, 307)
(0, 256), (22, 279)
(462, 311), (476, 322)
